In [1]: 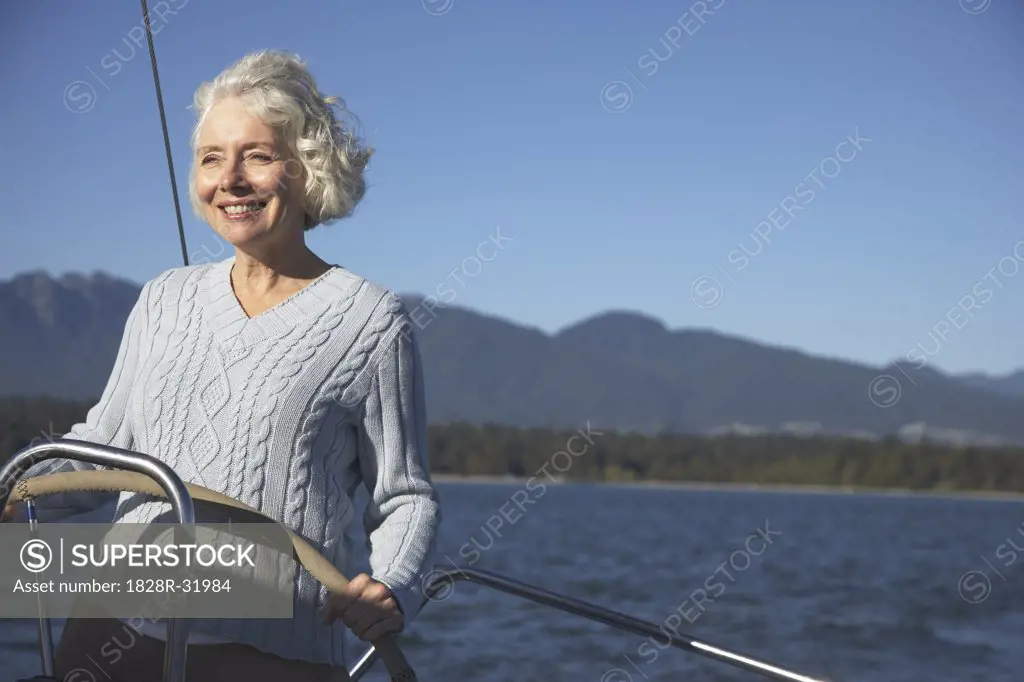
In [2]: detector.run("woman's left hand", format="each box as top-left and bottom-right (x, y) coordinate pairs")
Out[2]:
(322, 573), (404, 641)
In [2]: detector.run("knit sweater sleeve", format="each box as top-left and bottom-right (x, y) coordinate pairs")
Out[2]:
(15, 277), (154, 521)
(355, 321), (441, 622)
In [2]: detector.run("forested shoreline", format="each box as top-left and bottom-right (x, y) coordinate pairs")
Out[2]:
(3, 397), (1024, 493)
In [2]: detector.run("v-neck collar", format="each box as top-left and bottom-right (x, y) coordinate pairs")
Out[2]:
(199, 257), (355, 349)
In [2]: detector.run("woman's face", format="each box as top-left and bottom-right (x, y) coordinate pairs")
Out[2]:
(193, 97), (305, 247)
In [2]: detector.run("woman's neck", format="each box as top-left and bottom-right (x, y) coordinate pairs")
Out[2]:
(230, 243), (332, 305)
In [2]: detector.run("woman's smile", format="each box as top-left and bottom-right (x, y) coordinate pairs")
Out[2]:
(219, 198), (269, 221)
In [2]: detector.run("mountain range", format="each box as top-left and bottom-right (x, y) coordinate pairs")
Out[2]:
(2, 269), (1023, 446)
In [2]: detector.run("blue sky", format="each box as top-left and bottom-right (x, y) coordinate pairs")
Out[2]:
(2, 0), (1022, 376)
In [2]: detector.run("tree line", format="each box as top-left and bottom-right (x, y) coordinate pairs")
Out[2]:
(3, 397), (1024, 493)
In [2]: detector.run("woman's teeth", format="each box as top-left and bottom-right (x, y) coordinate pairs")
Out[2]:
(223, 203), (264, 215)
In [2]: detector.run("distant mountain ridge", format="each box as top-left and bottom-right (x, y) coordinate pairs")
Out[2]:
(2, 269), (1022, 446)
(956, 369), (1024, 399)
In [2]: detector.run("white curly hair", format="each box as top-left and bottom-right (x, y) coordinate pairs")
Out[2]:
(188, 50), (373, 230)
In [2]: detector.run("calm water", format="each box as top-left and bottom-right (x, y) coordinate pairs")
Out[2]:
(2, 481), (1022, 681)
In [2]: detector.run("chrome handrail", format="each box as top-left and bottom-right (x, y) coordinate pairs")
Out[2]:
(346, 566), (830, 682)
(0, 439), (196, 682)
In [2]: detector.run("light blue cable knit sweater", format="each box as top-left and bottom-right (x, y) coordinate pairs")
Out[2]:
(21, 256), (442, 667)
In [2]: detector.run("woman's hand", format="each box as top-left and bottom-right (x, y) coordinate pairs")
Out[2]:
(322, 573), (404, 642)
(2, 503), (15, 522)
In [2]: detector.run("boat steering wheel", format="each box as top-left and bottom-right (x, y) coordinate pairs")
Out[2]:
(8, 470), (417, 682)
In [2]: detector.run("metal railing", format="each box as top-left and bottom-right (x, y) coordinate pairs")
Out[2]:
(347, 565), (829, 682)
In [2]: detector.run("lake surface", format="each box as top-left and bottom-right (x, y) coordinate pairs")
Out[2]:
(2, 481), (1022, 681)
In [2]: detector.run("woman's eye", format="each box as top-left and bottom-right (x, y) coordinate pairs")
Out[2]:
(201, 155), (218, 165)
(249, 153), (273, 162)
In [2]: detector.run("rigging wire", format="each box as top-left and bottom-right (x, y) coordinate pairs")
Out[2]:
(140, 0), (189, 266)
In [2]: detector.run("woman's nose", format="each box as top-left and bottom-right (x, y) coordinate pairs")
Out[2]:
(218, 160), (248, 191)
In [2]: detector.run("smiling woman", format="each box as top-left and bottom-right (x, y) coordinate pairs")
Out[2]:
(8, 50), (442, 682)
